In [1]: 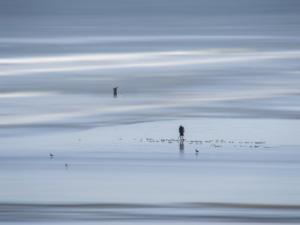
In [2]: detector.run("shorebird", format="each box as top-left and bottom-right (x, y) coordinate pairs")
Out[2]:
(195, 149), (199, 154)
(65, 163), (68, 169)
(49, 153), (54, 159)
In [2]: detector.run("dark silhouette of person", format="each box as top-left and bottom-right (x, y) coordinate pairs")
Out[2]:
(179, 125), (185, 141)
(113, 87), (118, 98)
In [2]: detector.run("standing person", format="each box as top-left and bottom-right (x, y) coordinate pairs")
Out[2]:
(179, 125), (185, 141)
(113, 87), (118, 98)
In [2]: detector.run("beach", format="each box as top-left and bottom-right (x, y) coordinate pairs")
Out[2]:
(1, 119), (300, 224)
(1, 0), (300, 223)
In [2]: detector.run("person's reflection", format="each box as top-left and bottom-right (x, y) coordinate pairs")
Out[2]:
(179, 139), (184, 157)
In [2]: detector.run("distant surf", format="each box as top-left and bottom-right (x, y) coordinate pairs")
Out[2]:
(1, 202), (300, 223)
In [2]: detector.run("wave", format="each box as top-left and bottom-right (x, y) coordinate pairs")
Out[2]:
(1, 202), (299, 223)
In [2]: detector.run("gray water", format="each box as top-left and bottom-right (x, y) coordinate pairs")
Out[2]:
(1, 0), (300, 224)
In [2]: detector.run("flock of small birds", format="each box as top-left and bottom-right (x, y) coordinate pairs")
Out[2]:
(49, 153), (69, 169)
(119, 137), (269, 154)
(154, 138), (264, 146)
(48, 138), (268, 164)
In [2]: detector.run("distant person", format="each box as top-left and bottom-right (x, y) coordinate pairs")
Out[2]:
(113, 87), (118, 98)
(179, 125), (185, 141)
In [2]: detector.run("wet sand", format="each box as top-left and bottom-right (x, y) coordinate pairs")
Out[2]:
(1, 1), (300, 223)
(1, 119), (300, 224)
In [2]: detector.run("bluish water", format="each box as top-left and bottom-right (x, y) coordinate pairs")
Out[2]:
(1, 0), (300, 224)
(1, 0), (300, 132)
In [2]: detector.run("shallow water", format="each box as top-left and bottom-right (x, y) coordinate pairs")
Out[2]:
(1, 202), (300, 224)
(1, 119), (300, 224)
(1, 0), (300, 132)
(1, 0), (300, 224)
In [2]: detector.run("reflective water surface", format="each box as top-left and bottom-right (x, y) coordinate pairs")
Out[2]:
(1, 0), (300, 224)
